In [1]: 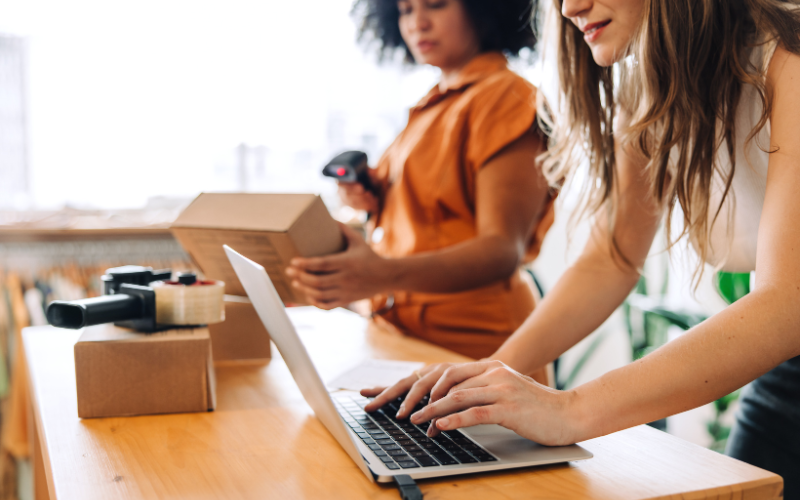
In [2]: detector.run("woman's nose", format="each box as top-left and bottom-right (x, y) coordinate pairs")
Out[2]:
(561, 0), (593, 19)
(407, 9), (431, 32)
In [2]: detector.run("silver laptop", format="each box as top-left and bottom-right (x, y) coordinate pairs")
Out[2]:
(224, 245), (592, 483)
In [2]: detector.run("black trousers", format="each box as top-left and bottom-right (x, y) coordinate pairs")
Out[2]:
(726, 355), (800, 499)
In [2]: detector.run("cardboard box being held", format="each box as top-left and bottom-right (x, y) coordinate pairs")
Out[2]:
(171, 193), (344, 304)
(74, 324), (216, 418)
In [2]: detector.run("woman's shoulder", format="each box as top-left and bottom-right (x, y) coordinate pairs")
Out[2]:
(464, 68), (538, 109)
(475, 66), (536, 93)
(767, 44), (800, 89)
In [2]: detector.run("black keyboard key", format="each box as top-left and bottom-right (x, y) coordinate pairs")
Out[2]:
(417, 456), (439, 467)
(379, 455), (394, 463)
(368, 444), (382, 451)
(387, 449), (409, 457)
(409, 450), (429, 458)
(472, 452), (498, 462)
(373, 449), (388, 456)
(453, 454), (478, 464)
(356, 433), (370, 440)
(368, 431), (389, 438)
(397, 461), (420, 469)
(435, 456), (458, 466)
(396, 439), (414, 447)
(385, 463), (401, 470)
(362, 438), (375, 445)
(381, 444), (401, 451)
(387, 429), (406, 436)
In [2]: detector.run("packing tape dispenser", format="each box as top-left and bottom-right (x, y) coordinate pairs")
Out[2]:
(45, 265), (225, 333)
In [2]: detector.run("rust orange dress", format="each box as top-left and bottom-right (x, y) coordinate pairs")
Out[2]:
(369, 52), (555, 360)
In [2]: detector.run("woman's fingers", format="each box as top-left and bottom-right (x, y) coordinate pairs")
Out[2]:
(360, 386), (386, 397)
(395, 366), (448, 419)
(435, 405), (501, 432)
(362, 363), (452, 415)
(289, 255), (340, 274)
(410, 386), (496, 425)
(287, 269), (340, 290)
(338, 184), (378, 212)
(429, 360), (501, 403)
(362, 373), (417, 412)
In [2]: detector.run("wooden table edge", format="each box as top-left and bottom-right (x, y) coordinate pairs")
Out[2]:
(24, 330), (59, 500)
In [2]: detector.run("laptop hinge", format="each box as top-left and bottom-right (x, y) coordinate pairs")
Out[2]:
(393, 474), (423, 500)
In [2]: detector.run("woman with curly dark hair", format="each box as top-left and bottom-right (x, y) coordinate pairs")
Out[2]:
(286, 0), (554, 377)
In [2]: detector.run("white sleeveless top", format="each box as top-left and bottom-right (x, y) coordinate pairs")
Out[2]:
(704, 39), (779, 273)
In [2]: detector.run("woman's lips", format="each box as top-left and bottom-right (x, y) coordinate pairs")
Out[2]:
(583, 20), (611, 43)
(417, 40), (436, 53)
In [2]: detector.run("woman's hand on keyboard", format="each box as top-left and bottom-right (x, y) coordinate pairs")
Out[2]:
(361, 362), (457, 418)
(406, 360), (581, 447)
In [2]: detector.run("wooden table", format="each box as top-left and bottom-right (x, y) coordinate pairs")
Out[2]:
(25, 307), (782, 499)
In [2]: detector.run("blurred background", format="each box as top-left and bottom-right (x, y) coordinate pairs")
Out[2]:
(0, 2), (746, 499)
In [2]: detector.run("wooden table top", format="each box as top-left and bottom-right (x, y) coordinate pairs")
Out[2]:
(25, 307), (782, 500)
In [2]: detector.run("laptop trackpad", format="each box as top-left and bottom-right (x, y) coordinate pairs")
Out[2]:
(462, 425), (587, 464)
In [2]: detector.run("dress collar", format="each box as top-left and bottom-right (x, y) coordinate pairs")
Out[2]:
(414, 52), (509, 110)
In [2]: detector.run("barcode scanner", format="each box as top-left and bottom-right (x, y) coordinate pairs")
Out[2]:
(322, 150), (376, 195)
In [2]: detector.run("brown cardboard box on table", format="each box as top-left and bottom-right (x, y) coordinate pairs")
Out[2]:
(74, 324), (216, 418)
(171, 193), (344, 362)
(208, 296), (272, 364)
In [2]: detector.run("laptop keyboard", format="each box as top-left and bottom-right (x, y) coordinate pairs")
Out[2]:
(334, 394), (498, 470)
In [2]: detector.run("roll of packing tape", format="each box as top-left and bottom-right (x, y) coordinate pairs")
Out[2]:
(152, 279), (225, 325)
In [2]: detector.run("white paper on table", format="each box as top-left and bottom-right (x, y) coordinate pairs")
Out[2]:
(327, 359), (425, 392)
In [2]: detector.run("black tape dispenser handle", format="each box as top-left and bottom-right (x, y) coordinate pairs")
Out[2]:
(321, 150), (376, 195)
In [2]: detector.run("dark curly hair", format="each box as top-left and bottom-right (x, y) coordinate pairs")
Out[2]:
(353, 0), (538, 62)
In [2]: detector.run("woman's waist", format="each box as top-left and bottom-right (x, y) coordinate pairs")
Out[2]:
(372, 269), (532, 308)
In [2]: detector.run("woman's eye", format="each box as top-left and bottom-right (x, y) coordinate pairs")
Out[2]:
(397, 4), (411, 15)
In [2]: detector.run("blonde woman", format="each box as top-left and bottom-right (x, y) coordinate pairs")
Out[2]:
(363, 0), (800, 494)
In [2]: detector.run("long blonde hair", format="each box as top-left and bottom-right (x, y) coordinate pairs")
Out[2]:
(540, 0), (800, 281)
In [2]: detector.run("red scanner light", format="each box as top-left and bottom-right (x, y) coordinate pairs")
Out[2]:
(336, 167), (346, 177)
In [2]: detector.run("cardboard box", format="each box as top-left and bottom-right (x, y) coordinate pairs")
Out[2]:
(74, 324), (216, 418)
(208, 296), (271, 364)
(171, 193), (344, 304)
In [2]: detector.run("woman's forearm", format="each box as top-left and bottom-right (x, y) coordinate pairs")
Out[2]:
(379, 234), (522, 294)
(567, 285), (800, 442)
(491, 254), (641, 374)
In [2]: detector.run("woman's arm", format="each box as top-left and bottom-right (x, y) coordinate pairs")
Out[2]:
(365, 113), (663, 415)
(285, 131), (550, 309)
(491, 161), (663, 374)
(406, 46), (800, 445)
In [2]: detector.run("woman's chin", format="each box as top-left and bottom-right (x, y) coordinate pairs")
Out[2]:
(589, 46), (623, 67)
